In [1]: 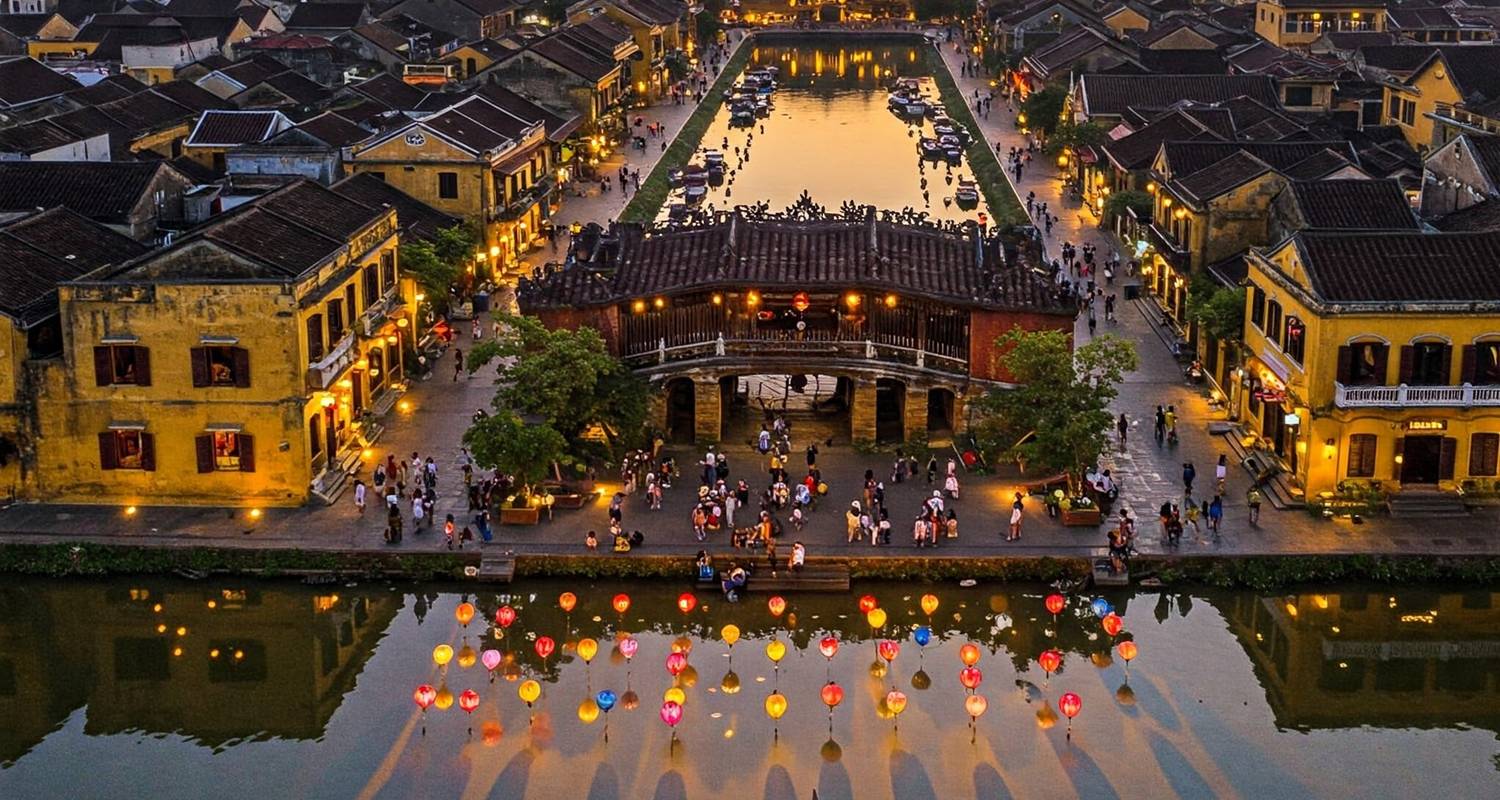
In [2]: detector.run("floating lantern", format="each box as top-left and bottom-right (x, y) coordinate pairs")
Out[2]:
(677, 593), (697, 614)
(456, 644), (477, 669)
(660, 700), (684, 730)
(858, 595), (878, 614)
(959, 643), (981, 667)
(818, 636), (839, 660)
(1045, 593), (1066, 616)
(518, 679), (541, 707)
(959, 666), (983, 691)
(764, 691), (787, 720)
(877, 640), (900, 664)
(1091, 598), (1111, 618)
(535, 636), (555, 661)
(455, 602), (476, 627)
(459, 689), (480, 715)
(621, 690), (639, 710)
(673, 635), (693, 655)
(913, 626), (932, 648)
(578, 698), (600, 724)
(596, 690), (617, 712)
(920, 594), (939, 616)
(433, 644), (454, 667)
(481, 649), (501, 672)
(495, 605), (517, 628)
(612, 594), (631, 615)
(768, 595), (787, 617)
(619, 636), (639, 661)
(1101, 612), (1124, 637)
(911, 669), (932, 690)
(866, 608), (887, 630)
(765, 639), (787, 664)
(434, 685), (453, 711)
(1116, 683), (1137, 706)
(577, 638), (598, 664)
(721, 624), (741, 647)
(885, 690), (907, 717)
(666, 652), (688, 677)
(559, 592), (577, 613)
(664, 686), (685, 706)
(413, 684), (436, 711)
(721, 670), (741, 694)
(821, 681), (844, 710)
(965, 694), (987, 721)
(1118, 640), (1138, 663)
(1038, 648), (1062, 675)
(1059, 691), (1082, 739)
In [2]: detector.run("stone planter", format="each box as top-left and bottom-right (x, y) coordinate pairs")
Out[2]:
(1060, 507), (1102, 527)
(500, 507), (540, 525)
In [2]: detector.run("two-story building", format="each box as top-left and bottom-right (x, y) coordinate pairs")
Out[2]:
(1383, 45), (1500, 152)
(1240, 229), (1500, 497)
(566, 0), (685, 100)
(33, 180), (415, 507)
(1252, 0), (1387, 49)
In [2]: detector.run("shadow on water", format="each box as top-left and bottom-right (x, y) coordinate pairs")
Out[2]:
(972, 763), (1015, 800)
(816, 754), (854, 800)
(1145, 730), (1218, 799)
(888, 749), (937, 800)
(764, 764), (797, 800)
(585, 762), (620, 800)
(1048, 734), (1121, 800)
(1126, 674), (1185, 732)
(651, 769), (688, 800)
(489, 749), (533, 799)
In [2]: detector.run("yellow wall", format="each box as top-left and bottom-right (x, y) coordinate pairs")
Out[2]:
(1384, 58), (1464, 151)
(1253, 2), (1386, 48)
(1103, 8), (1149, 38)
(125, 66), (177, 85)
(27, 39), (97, 59)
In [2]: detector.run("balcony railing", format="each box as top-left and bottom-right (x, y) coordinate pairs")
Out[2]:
(622, 335), (970, 377)
(306, 332), (357, 391)
(1334, 382), (1500, 408)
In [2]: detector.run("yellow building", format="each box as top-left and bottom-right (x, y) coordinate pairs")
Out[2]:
(1252, 0), (1386, 49)
(1240, 230), (1500, 498)
(1101, 4), (1149, 38)
(1383, 46), (1500, 152)
(566, 0), (683, 99)
(33, 181), (415, 507)
(346, 94), (553, 272)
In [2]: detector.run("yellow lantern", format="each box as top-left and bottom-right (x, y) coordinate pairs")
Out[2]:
(434, 684), (454, 710)
(577, 637), (599, 664)
(885, 690), (907, 717)
(721, 670), (741, 695)
(457, 644), (477, 669)
(518, 679), (541, 706)
(432, 644), (454, 667)
(721, 624), (741, 647)
(765, 639), (787, 663)
(578, 698), (600, 724)
(765, 691), (788, 720)
(664, 686), (686, 706)
(920, 594), (939, 616)
(866, 608), (887, 630)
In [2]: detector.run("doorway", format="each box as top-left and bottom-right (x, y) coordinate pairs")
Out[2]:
(926, 388), (956, 439)
(665, 378), (695, 443)
(874, 379), (906, 444)
(1399, 435), (1452, 484)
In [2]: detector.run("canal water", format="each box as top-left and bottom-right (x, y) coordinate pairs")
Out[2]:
(663, 40), (992, 224)
(1, 578), (1496, 799)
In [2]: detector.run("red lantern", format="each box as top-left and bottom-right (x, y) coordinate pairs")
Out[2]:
(1059, 692), (1082, 719)
(877, 640), (900, 664)
(1101, 612), (1123, 638)
(612, 594), (631, 615)
(818, 636), (839, 661)
(495, 605), (517, 628)
(458, 689), (480, 715)
(1117, 640), (1138, 663)
(792, 291), (811, 312)
(1044, 593), (1066, 616)
(959, 666), (983, 691)
(677, 593), (697, 614)
(858, 595), (878, 614)
(413, 684), (436, 711)
(959, 643), (981, 667)
(821, 681), (844, 710)
(1038, 648), (1062, 675)
(665, 651), (688, 677)
(535, 636), (555, 661)
(559, 592), (577, 613)
(768, 595), (787, 617)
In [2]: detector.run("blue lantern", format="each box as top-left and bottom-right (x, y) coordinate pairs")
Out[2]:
(913, 626), (932, 647)
(1091, 598), (1112, 618)
(596, 689), (617, 713)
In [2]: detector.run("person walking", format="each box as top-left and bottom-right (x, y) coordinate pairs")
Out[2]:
(1007, 493), (1024, 541)
(1182, 461), (1197, 495)
(1116, 413), (1128, 447)
(353, 479), (367, 515)
(1246, 486), (1263, 524)
(1154, 406), (1166, 444)
(1208, 494), (1224, 536)
(1215, 454), (1229, 494)
(453, 348), (464, 381)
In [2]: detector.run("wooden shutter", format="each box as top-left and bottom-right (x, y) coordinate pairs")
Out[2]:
(1373, 345), (1390, 386)
(238, 433), (255, 472)
(307, 315), (324, 361)
(1398, 345), (1414, 384)
(1461, 345), (1477, 384)
(98, 432), (118, 469)
(1439, 344), (1453, 385)
(189, 347), (210, 387)
(133, 346), (151, 386)
(1336, 345), (1351, 384)
(93, 347), (113, 386)
(1469, 433), (1499, 477)
(195, 434), (214, 473)
(232, 348), (251, 388)
(140, 433), (156, 471)
(1360, 435), (1377, 478)
(1440, 437), (1457, 481)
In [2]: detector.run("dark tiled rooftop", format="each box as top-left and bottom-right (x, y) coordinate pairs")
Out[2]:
(1285, 179), (1418, 230)
(1289, 231), (1500, 304)
(1079, 74), (1280, 117)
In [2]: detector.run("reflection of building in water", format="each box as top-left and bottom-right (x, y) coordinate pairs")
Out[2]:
(1225, 590), (1500, 732)
(0, 581), (399, 762)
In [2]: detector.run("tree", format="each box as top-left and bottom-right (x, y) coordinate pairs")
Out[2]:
(1020, 86), (1068, 136)
(695, 1), (722, 44)
(463, 410), (568, 487)
(466, 315), (648, 456)
(1043, 120), (1105, 155)
(1104, 189), (1153, 221)
(971, 327), (1138, 489)
(399, 224), (476, 316)
(1186, 277), (1247, 344)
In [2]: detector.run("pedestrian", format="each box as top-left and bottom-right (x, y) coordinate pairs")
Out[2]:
(846, 501), (861, 543)
(353, 479), (367, 514)
(1208, 494), (1224, 535)
(453, 347), (464, 381)
(475, 509), (492, 542)
(1182, 461), (1197, 494)
(443, 514), (456, 549)
(926, 455), (938, 483)
(789, 541), (805, 572)
(1246, 486), (1263, 524)
(1116, 413), (1128, 446)
(1007, 493), (1024, 541)
(1215, 454), (1228, 493)
(411, 494), (426, 529)
(945, 509), (959, 539)
(1184, 501), (1201, 537)
(1154, 405), (1166, 443)
(1165, 405), (1178, 437)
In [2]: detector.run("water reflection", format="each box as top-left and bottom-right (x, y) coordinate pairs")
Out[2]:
(0, 580), (1495, 799)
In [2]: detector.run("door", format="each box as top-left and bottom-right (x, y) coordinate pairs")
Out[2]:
(665, 378), (695, 444)
(1400, 435), (1443, 484)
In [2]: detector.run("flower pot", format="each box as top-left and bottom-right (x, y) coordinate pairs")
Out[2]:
(1060, 507), (1101, 526)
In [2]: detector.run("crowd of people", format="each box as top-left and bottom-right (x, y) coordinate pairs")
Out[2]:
(358, 447), (501, 549)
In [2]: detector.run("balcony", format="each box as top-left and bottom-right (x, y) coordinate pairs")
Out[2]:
(1334, 382), (1500, 408)
(491, 176), (555, 222)
(306, 332), (357, 392)
(1146, 222), (1189, 266)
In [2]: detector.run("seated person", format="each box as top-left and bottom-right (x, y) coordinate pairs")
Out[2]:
(629, 530), (645, 549)
(695, 550), (713, 580)
(613, 530), (631, 552)
(720, 564), (748, 600)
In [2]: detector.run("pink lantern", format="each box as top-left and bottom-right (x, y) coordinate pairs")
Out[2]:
(659, 700), (683, 728)
(877, 640), (900, 664)
(959, 666), (983, 691)
(665, 651), (688, 677)
(818, 636), (839, 661)
(619, 636), (639, 661)
(481, 649), (502, 672)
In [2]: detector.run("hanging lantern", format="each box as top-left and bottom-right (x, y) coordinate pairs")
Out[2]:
(821, 681), (844, 710)
(792, 291), (811, 312)
(659, 700), (684, 728)
(596, 689), (617, 713)
(433, 644), (454, 667)
(577, 638), (599, 664)
(535, 636), (555, 661)
(413, 684), (436, 711)
(959, 666), (983, 691)
(434, 685), (453, 710)
(482, 649), (502, 672)
(518, 680), (541, 707)
(612, 594), (631, 615)
(819, 636), (839, 660)
(455, 602), (476, 627)
(866, 608), (887, 630)
(764, 691), (787, 720)
(877, 640), (900, 664)
(1101, 612), (1124, 637)
(559, 592), (577, 613)
(913, 626), (932, 648)
(959, 643), (981, 667)
(666, 652), (689, 677)
(1044, 593), (1066, 616)
(965, 694), (988, 721)
(671, 635), (693, 656)
(677, 593), (697, 614)
(768, 595), (787, 617)
(495, 605), (517, 628)
(459, 689), (480, 715)
(765, 639), (787, 664)
(578, 698), (600, 724)
(664, 686), (686, 706)
(885, 690), (907, 717)
(1038, 648), (1063, 674)
(920, 594), (939, 616)
(619, 636), (639, 661)
(1118, 640), (1138, 663)
(721, 624), (741, 647)
(858, 595), (878, 614)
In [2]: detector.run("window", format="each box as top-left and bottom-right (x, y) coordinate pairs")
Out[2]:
(93, 345), (151, 386)
(1464, 341), (1500, 384)
(190, 346), (250, 388)
(1347, 433), (1377, 477)
(438, 171), (458, 199)
(381, 250), (396, 291)
(1388, 93), (1401, 121)
(98, 430), (155, 471)
(1283, 316), (1305, 365)
(327, 299), (345, 342)
(345, 284), (358, 327)
(1265, 301), (1282, 345)
(1338, 341), (1389, 386)
(1402, 341), (1451, 385)
(1284, 86), (1313, 107)
(1402, 99), (1415, 126)
(195, 432), (255, 473)
(1471, 433), (1499, 477)
(306, 314), (324, 362)
(1251, 287), (1266, 329)
(362, 265), (380, 310)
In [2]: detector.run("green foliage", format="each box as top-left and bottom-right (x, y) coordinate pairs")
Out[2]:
(1020, 86), (1068, 136)
(399, 224), (477, 315)
(1186, 275), (1247, 344)
(1104, 189), (1153, 220)
(971, 327), (1138, 484)
(467, 315), (648, 458)
(695, 0), (722, 44)
(0, 543), (467, 580)
(463, 410), (569, 485)
(1043, 120), (1105, 155)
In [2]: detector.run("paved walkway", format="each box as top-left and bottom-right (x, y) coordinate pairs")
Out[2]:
(0, 29), (1494, 562)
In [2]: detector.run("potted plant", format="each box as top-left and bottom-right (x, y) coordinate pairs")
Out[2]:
(1059, 494), (1101, 526)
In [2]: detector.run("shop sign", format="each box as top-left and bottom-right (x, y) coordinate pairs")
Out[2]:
(1405, 419), (1447, 431)
(1283, 413), (1301, 426)
(1254, 389), (1287, 403)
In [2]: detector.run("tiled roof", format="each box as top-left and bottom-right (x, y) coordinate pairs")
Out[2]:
(1288, 230), (1500, 303)
(292, 111), (369, 147)
(471, 83), (579, 141)
(422, 107), (512, 152)
(1175, 151), (1273, 204)
(0, 208), (148, 325)
(1356, 44), (1438, 73)
(331, 173), (462, 241)
(148, 79), (234, 113)
(0, 120), (85, 155)
(1423, 46), (1500, 101)
(0, 13), (55, 37)
(216, 55), (285, 87)
(242, 32), (335, 49)
(1284, 179), (1418, 230)
(1281, 148), (1359, 180)
(1432, 199), (1500, 232)
(66, 73), (145, 105)
(285, 3), (365, 30)
(1101, 112), (1223, 171)
(1158, 140), (1355, 178)
(92, 88), (195, 132)
(257, 70), (331, 105)
(1319, 31), (1398, 50)
(163, 0), (244, 16)
(352, 72), (427, 111)
(527, 34), (616, 81)
(1078, 74), (1279, 117)
(0, 162), (183, 224)
(1466, 135), (1500, 191)
(1138, 48), (1226, 74)
(610, 0), (685, 25)
(186, 109), (288, 146)
(0, 57), (79, 109)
